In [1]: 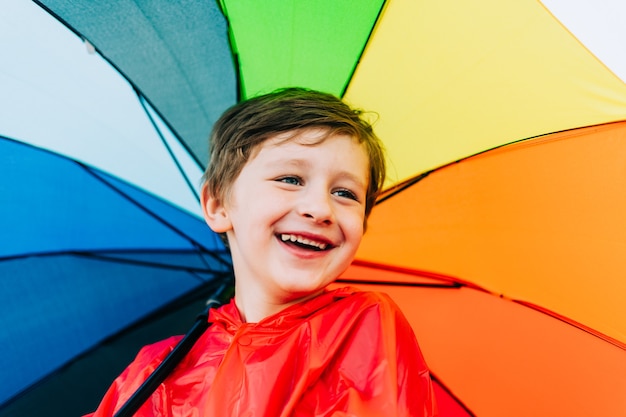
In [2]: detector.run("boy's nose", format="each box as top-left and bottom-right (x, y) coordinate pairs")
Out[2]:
(298, 189), (334, 225)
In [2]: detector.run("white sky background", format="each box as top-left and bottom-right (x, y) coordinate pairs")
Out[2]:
(542, 0), (626, 83)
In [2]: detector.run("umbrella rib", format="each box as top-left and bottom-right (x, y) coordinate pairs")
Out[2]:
(376, 172), (432, 205)
(137, 91), (201, 204)
(217, 0), (243, 101)
(83, 251), (229, 278)
(349, 259), (484, 290)
(429, 372), (477, 417)
(376, 126), (596, 206)
(514, 299), (626, 351)
(350, 261), (626, 351)
(82, 164), (231, 269)
(0, 250), (230, 278)
(339, 0), (388, 98)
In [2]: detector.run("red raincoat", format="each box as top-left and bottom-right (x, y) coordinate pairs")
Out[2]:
(86, 286), (437, 416)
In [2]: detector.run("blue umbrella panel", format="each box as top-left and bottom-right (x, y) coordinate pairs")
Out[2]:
(0, 136), (232, 409)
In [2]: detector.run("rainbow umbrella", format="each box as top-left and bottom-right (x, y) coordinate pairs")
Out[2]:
(2, 1), (626, 416)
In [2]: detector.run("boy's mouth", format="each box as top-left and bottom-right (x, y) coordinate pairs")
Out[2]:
(279, 233), (331, 251)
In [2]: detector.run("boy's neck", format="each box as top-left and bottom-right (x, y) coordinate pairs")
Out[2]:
(234, 281), (323, 323)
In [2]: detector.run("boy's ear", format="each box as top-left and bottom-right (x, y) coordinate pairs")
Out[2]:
(201, 183), (232, 233)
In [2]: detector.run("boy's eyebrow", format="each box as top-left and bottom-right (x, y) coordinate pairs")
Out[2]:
(262, 156), (310, 170)
(335, 170), (368, 190)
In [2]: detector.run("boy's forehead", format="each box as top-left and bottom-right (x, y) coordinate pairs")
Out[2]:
(246, 129), (311, 160)
(265, 127), (361, 149)
(260, 130), (366, 162)
(245, 127), (365, 167)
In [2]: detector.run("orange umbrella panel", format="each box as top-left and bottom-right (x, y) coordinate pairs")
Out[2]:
(357, 121), (626, 347)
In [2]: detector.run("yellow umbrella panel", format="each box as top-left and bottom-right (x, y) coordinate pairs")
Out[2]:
(345, 0), (626, 183)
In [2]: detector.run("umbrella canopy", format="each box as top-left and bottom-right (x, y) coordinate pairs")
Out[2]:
(2, 0), (626, 416)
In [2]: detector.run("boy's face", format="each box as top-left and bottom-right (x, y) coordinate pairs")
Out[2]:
(203, 128), (369, 308)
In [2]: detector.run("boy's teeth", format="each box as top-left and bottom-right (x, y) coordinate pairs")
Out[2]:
(280, 233), (328, 250)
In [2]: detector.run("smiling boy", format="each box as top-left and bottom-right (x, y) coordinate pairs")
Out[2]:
(204, 127), (371, 322)
(87, 88), (436, 416)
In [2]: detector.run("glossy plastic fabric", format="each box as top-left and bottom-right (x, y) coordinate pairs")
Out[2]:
(86, 287), (436, 416)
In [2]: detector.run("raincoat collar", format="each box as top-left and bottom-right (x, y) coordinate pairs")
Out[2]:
(208, 286), (355, 333)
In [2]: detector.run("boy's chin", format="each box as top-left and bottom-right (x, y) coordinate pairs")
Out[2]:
(278, 286), (328, 303)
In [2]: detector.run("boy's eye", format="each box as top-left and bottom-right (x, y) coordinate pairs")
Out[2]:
(333, 189), (359, 201)
(276, 176), (302, 186)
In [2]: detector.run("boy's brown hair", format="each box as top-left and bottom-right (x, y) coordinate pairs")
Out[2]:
(202, 87), (386, 224)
